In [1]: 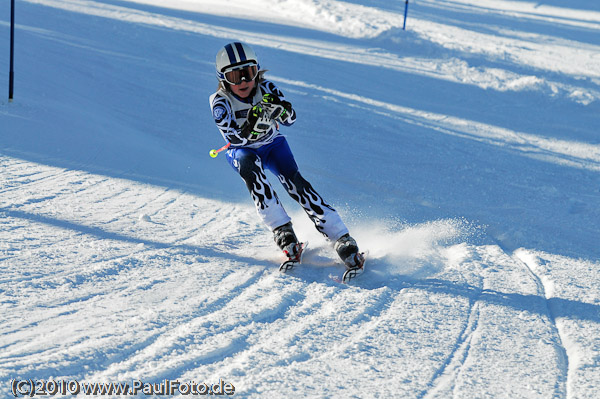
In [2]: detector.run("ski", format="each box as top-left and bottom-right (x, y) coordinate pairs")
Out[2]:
(341, 251), (368, 283)
(279, 241), (308, 272)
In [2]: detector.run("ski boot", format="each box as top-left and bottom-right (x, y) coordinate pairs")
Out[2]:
(334, 234), (362, 267)
(335, 234), (367, 282)
(274, 222), (306, 271)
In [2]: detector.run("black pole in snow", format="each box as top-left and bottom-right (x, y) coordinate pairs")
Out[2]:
(403, 0), (409, 30)
(9, 0), (15, 102)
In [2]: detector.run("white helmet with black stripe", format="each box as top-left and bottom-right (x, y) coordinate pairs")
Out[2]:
(215, 42), (260, 83)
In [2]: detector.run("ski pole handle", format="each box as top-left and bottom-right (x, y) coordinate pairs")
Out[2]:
(209, 142), (231, 158)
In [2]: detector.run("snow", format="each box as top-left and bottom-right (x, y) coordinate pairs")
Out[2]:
(1, 0), (599, 398)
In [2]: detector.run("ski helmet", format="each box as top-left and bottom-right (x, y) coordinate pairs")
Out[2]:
(215, 42), (260, 84)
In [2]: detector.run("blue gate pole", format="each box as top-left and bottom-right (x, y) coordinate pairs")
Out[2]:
(403, 0), (409, 30)
(9, 0), (15, 101)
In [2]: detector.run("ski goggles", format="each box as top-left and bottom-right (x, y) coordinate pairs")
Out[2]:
(223, 63), (258, 85)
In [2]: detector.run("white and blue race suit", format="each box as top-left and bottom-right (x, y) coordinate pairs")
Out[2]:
(209, 79), (349, 241)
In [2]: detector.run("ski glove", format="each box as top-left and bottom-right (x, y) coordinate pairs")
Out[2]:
(240, 103), (271, 141)
(261, 93), (292, 122)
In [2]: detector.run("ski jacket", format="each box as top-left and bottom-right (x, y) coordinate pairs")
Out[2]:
(209, 80), (296, 149)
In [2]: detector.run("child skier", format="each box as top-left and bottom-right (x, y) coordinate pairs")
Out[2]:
(209, 42), (364, 269)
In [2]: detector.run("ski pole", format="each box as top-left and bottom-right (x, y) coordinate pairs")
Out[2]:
(209, 142), (231, 158)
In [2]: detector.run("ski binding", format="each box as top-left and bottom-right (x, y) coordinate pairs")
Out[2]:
(279, 241), (308, 272)
(341, 251), (368, 283)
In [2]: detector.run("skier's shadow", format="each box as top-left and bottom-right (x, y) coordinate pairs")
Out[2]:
(2, 207), (276, 270)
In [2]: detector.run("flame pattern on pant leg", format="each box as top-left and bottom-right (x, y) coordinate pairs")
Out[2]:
(278, 172), (337, 237)
(235, 157), (280, 211)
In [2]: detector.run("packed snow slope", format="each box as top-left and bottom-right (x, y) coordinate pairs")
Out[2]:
(1, 0), (600, 398)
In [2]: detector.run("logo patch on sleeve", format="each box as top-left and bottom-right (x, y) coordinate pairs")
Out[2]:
(213, 106), (226, 121)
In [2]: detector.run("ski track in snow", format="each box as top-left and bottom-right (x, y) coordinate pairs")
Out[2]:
(514, 251), (570, 398)
(2, 154), (591, 398)
(2, 0), (600, 397)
